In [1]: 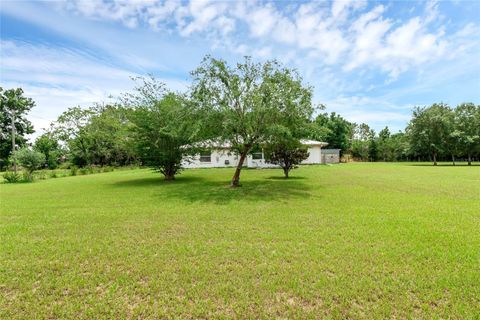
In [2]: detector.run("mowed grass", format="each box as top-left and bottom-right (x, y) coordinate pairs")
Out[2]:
(1, 163), (479, 319)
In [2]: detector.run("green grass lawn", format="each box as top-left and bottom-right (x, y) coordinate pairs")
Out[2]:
(1, 163), (479, 318)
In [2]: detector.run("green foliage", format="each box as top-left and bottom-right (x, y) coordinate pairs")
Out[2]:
(22, 171), (34, 182)
(407, 103), (453, 165)
(102, 166), (114, 172)
(14, 148), (45, 181)
(351, 123), (374, 161)
(35, 170), (48, 180)
(2, 171), (21, 183)
(452, 103), (480, 165)
(70, 166), (78, 176)
(52, 105), (137, 167)
(312, 112), (353, 153)
(378, 131), (411, 161)
(127, 80), (200, 180)
(0, 87), (35, 170)
(264, 139), (309, 178)
(191, 56), (314, 186)
(34, 132), (64, 169)
(368, 130), (378, 162)
(53, 106), (95, 166)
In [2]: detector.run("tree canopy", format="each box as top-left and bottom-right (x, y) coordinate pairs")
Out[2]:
(191, 56), (315, 186)
(0, 87), (35, 171)
(407, 103), (454, 165)
(125, 78), (202, 180)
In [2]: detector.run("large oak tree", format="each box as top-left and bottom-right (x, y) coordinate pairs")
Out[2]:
(191, 56), (314, 186)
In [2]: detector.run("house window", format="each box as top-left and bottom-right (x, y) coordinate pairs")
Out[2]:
(199, 151), (211, 162)
(252, 152), (263, 160)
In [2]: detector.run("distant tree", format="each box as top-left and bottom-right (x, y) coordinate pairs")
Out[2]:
(81, 105), (137, 166)
(368, 130), (378, 162)
(127, 81), (200, 180)
(351, 123), (372, 161)
(452, 103), (480, 165)
(390, 132), (411, 161)
(14, 147), (45, 181)
(407, 103), (452, 165)
(51, 104), (138, 167)
(53, 106), (95, 166)
(0, 88), (35, 171)
(312, 112), (353, 154)
(34, 132), (64, 169)
(191, 56), (314, 186)
(377, 127), (391, 161)
(439, 107), (460, 165)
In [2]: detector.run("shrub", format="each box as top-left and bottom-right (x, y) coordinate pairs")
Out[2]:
(58, 162), (72, 170)
(22, 171), (34, 182)
(3, 171), (21, 183)
(36, 171), (47, 180)
(49, 170), (58, 178)
(264, 140), (309, 178)
(79, 168), (89, 175)
(14, 148), (46, 182)
(70, 166), (78, 176)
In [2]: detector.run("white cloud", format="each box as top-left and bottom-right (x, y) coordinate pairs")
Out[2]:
(0, 40), (188, 140)
(321, 95), (412, 131)
(55, 0), (477, 80)
(178, 1), (229, 36)
(344, 3), (451, 79)
(331, 0), (367, 20)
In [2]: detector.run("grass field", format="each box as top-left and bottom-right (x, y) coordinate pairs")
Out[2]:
(1, 163), (479, 318)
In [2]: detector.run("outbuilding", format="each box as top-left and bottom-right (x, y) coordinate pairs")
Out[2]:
(321, 149), (341, 164)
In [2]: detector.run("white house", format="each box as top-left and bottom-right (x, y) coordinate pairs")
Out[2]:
(182, 139), (329, 169)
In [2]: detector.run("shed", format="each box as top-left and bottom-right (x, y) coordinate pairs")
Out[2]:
(321, 149), (340, 164)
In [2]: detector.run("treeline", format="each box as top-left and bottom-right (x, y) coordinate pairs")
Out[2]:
(1, 56), (479, 184)
(315, 103), (479, 165)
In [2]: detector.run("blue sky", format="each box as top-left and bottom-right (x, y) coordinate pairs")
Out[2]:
(1, 0), (479, 138)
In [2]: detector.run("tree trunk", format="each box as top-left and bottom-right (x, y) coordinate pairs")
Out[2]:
(231, 151), (248, 187)
(468, 153), (472, 166)
(164, 173), (175, 181)
(11, 112), (16, 174)
(283, 167), (289, 179)
(452, 154), (455, 166)
(163, 166), (176, 181)
(433, 153), (437, 166)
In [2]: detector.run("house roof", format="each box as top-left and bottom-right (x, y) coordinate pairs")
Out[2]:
(191, 139), (328, 149)
(322, 149), (340, 154)
(300, 139), (329, 147)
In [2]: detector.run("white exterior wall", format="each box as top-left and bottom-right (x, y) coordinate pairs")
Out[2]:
(182, 149), (239, 168)
(303, 146), (322, 164)
(183, 145), (325, 168)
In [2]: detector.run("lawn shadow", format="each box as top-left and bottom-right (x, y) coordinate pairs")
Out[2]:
(113, 173), (313, 204)
(265, 176), (307, 180)
(113, 175), (206, 187)
(407, 163), (480, 167)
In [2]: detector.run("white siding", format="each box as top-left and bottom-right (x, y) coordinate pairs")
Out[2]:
(303, 146), (322, 164)
(182, 150), (239, 168)
(184, 145), (325, 169)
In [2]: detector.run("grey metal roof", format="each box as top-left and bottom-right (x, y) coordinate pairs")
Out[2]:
(322, 149), (340, 154)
